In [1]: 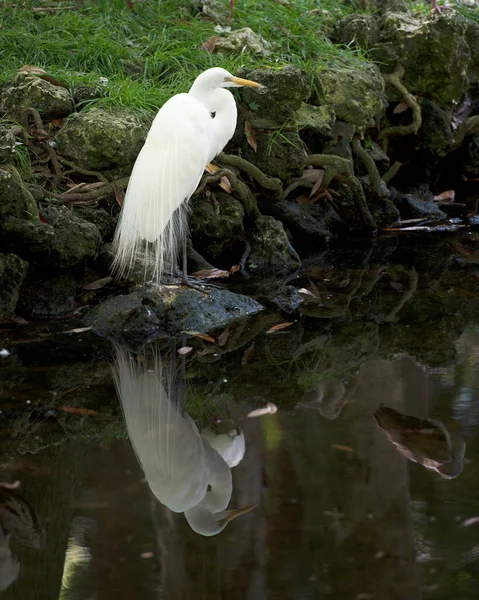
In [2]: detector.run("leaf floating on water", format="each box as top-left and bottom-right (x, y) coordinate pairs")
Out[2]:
(201, 36), (217, 53)
(82, 276), (113, 290)
(177, 346), (193, 355)
(59, 406), (99, 416)
(266, 322), (294, 334)
(247, 402), (278, 418)
(331, 444), (354, 453)
(219, 176), (232, 193)
(191, 268), (230, 279)
(244, 121), (257, 152)
(183, 331), (216, 343)
(62, 326), (92, 334)
(241, 342), (255, 367)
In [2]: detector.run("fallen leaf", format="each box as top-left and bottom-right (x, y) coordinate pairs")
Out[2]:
(192, 268), (230, 279)
(331, 444), (354, 453)
(216, 329), (229, 347)
(201, 36), (217, 53)
(244, 121), (257, 152)
(51, 118), (64, 128)
(309, 169), (325, 197)
(298, 287), (315, 297)
(205, 163), (220, 174)
(183, 331), (215, 343)
(433, 190), (455, 202)
(266, 322), (294, 334)
(219, 176), (232, 193)
(112, 180), (124, 207)
(58, 406), (99, 416)
(393, 100), (410, 114)
(241, 342), (255, 367)
(62, 326), (92, 334)
(230, 265), (240, 273)
(82, 276), (113, 290)
(273, 0), (291, 7)
(177, 346), (193, 355)
(247, 402), (278, 418)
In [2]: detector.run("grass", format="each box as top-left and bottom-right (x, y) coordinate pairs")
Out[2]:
(0, 0), (360, 115)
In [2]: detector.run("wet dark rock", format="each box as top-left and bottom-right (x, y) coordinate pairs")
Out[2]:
(0, 74), (73, 121)
(0, 253), (29, 320)
(0, 165), (39, 222)
(259, 200), (329, 252)
(189, 193), (244, 259)
(415, 99), (454, 158)
(459, 134), (479, 178)
(295, 103), (335, 153)
(335, 13), (380, 50)
(1, 217), (55, 260)
(240, 66), (310, 128)
(365, 141), (390, 175)
(0, 127), (16, 163)
(247, 216), (301, 277)
(311, 56), (385, 128)
(75, 207), (116, 241)
(84, 284), (264, 346)
(26, 183), (45, 202)
(323, 138), (353, 162)
(242, 131), (306, 183)
(374, 12), (470, 105)
(270, 285), (304, 314)
(55, 107), (147, 171)
(394, 191), (446, 219)
(17, 274), (77, 318)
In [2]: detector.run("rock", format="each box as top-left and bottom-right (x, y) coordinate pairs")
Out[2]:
(84, 284), (264, 346)
(259, 200), (330, 251)
(40, 206), (102, 268)
(0, 253), (29, 320)
(374, 12), (470, 105)
(323, 138), (353, 162)
(466, 20), (479, 68)
(242, 131), (306, 183)
(55, 107), (147, 171)
(461, 135), (479, 178)
(366, 0), (408, 12)
(17, 274), (77, 318)
(365, 141), (390, 175)
(75, 207), (115, 241)
(335, 13), (380, 49)
(247, 216), (301, 277)
(394, 191), (447, 219)
(416, 98), (454, 157)
(0, 164), (39, 221)
(214, 28), (272, 57)
(0, 127), (16, 163)
(240, 66), (310, 128)
(200, 0), (228, 22)
(189, 192), (244, 259)
(295, 103), (335, 153)
(0, 74), (73, 121)
(270, 285), (304, 314)
(311, 56), (386, 127)
(72, 85), (105, 105)
(1, 217), (55, 260)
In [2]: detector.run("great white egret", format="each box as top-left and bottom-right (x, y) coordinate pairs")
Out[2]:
(112, 344), (254, 535)
(112, 67), (263, 284)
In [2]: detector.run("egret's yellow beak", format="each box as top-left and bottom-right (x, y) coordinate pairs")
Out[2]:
(218, 505), (256, 526)
(226, 76), (264, 88)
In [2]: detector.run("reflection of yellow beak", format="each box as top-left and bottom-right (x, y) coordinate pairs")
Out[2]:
(218, 505), (256, 526)
(226, 76), (264, 88)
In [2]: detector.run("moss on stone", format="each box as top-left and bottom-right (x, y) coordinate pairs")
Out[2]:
(0, 252), (29, 320)
(247, 215), (301, 276)
(0, 164), (39, 221)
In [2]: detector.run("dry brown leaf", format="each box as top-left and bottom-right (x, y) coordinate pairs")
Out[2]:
(82, 276), (113, 290)
(62, 326), (92, 334)
(309, 169), (325, 197)
(393, 100), (410, 114)
(51, 118), (64, 128)
(219, 176), (232, 193)
(192, 268), (230, 279)
(247, 402), (278, 418)
(433, 190), (455, 202)
(205, 163), (220, 174)
(177, 346), (193, 355)
(296, 192), (314, 204)
(230, 264), (240, 273)
(59, 406), (99, 416)
(241, 342), (255, 367)
(266, 322), (294, 334)
(183, 331), (216, 343)
(112, 180), (124, 207)
(201, 36), (217, 53)
(302, 168), (324, 182)
(244, 121), (257, 152)
(216, 329), (229, 347)
(331, 444), (354, 453)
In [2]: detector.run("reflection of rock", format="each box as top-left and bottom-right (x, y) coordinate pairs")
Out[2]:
(0, 531), (19, 592)
(0, 487), (45, 549)
(300, 379), (348, 420)
(373, 404), (465, 479)
(0, 253), (29, 320)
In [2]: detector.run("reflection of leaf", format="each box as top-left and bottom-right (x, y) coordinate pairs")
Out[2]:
(62, 326), (92, 334)
(230, 265), (240, 273)
(192, 268), (230, 279)
(241, 342), (255, 367)
(247, 402), (278, 418)
(201, 36), (217, 53)
(177, 346), (193, 355)
(244, 120), (257, 152)
(183, 331), (216, 343)
(331, 444), (354, 453)
(266, 322), (293, 334)
(59, 406), (99, 416)
(82, 276), (113, 290)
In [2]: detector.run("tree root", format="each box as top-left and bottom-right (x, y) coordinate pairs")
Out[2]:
(382, 161), (403, 185)
(378, 66), (422, 152)
(383, 266), (418, 323)
(282, 177), (314, 200)
(453, 115), (479, 148)
(57, 156), (109, 183)
(217, 152), (283, 196)
(304, 154), (377, 231)
(351, 138), (389, 198)
(43, 177), (129, 205)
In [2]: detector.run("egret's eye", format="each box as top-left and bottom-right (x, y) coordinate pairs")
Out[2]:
(224, 77), (229, 82)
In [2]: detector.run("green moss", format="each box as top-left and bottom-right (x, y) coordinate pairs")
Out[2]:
(0, 164), (39, 221)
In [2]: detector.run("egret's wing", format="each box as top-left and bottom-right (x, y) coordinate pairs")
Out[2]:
(112, 346), (208, 513)
(112, 93), (212, 283)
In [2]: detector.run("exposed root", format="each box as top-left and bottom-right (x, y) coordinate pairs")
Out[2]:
(194, 169), (230, 197)
(44, 177), (129, 205)
(57, 156), (109, 183)
(304, 154), (377, 231)
(282, 177), (314, 200)
(351, 138), (389, 198)
(378, 66), (422, 152)
(382, 161), (403, 185)
(383, 267), (418, 323)
(453, 115), (479, 149)
(216, 152), (283, 196)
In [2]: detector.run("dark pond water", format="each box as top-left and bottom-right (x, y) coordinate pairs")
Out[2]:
(1, 235), (479, 599)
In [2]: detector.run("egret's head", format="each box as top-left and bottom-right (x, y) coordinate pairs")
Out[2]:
(195, 67), (263, 90)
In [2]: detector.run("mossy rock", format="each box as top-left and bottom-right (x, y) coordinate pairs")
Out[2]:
(311, 56), (386, 127)
(214, 28), (272, 57)
(416, 98), (454, 158)
(0, 253), (29, 320)
(189, 192), (245, 259)
(0, 127), (16, 163)
(17, 273), (77, 318)
(335, 13), (380, 50)
(295, 103), (335, 153)
(0, 74), (73, 121)
(55, 107), (147, 171)
(239, 65), (310, 128)
(242, 131), (306, 183)
(374, 12), (471, 105)
(1, 217), (55, 260)
(247, 216), (301, 277)
(0, 164), (39, 222)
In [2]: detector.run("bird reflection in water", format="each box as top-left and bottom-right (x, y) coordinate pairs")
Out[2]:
(373, 404), (466, 479)
(0, 485), (44, 591)
(112, 343), (254, 536)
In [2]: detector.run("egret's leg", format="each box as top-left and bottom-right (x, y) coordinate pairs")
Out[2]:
(182, 236), (189, 285)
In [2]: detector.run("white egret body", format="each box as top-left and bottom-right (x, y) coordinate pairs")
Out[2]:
(112, 68), (262, 283)
(112, 345), (254, 535)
